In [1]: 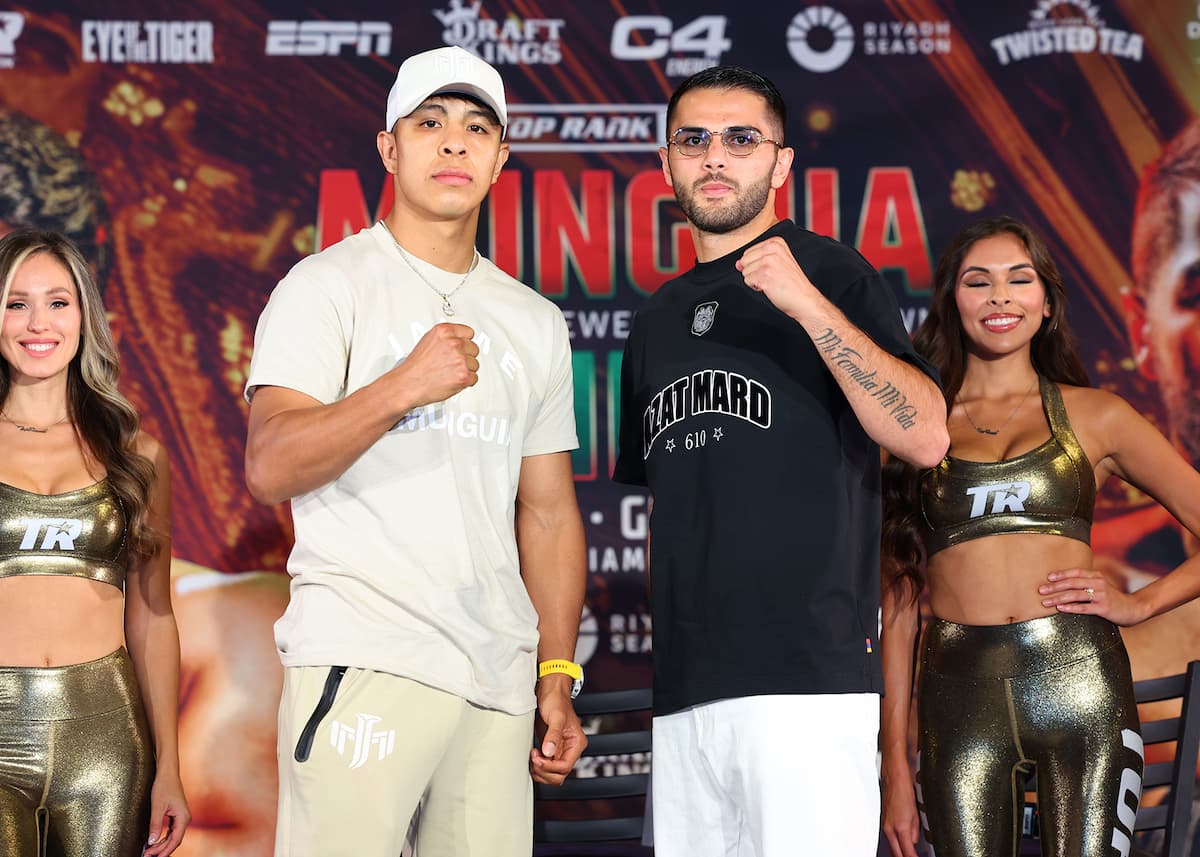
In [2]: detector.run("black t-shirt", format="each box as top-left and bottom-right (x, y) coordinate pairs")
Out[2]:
(614, 220), (938, 716)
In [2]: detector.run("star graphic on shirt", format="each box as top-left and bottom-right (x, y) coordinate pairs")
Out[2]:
(665, 438), (676, 452)
(713, 426), (724, 441)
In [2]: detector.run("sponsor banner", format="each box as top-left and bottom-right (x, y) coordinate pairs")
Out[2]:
(990, 1), (1144, 65)
(265, 21), (391, 57)
(80, 19), (215, 63)
(786, 4), (952, 73)
(3, 3), (1198, 852)
(506, 104), (666, 152)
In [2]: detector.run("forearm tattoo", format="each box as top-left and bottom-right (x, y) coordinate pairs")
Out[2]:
(814, 329), (917, 430)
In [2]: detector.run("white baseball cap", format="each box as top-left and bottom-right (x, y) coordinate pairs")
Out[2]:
(385, 46), (508, 133)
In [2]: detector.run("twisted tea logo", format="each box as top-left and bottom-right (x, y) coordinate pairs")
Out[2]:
(787, 6), (854, 73)
(691, 301), (718, 336)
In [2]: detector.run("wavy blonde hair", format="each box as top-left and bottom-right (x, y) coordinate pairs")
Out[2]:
(0, 229), (159, 563)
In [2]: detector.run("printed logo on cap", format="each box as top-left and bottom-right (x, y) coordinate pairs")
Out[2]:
(434, 0), (563, 65)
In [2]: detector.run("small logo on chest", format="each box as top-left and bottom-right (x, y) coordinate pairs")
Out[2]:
(19, 518), (84, 551)
(965, 482), (1031, 518)
(691, 301), (718, 336)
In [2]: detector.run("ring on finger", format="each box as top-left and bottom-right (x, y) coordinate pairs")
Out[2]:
(1085, 587), (1095, 600)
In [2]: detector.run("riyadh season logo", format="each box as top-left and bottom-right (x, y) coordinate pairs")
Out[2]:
(786, 5), (951, 74)
(434, 0), (563, 65)
(0, 11), (23, 69)
(990, 0), (1144, 66)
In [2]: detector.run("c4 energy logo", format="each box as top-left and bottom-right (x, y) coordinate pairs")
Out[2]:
(643, 370), (771, 457)
(19, 519), (84, 551)
(265, 21), (391, 57)
(0, 11), (23, 69)
(991, 1), (1143, 66)
(610, 15), (731, 77)
(330, 714), (396, 769)
(787, 6), (855, 73)
(434, 0), (563, 65)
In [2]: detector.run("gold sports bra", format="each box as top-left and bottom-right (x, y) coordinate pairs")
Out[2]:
(920, 376), (1095, 557)
(0, 478), (129, 589)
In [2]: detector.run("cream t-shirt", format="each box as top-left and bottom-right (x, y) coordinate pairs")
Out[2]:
(245, 223), (578, 715)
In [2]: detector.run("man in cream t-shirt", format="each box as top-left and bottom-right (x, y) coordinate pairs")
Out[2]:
(244, 46), (588, 857)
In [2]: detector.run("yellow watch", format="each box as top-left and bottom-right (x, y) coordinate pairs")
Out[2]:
(538, 659), (584, 699)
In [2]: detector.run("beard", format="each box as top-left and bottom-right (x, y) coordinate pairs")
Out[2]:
(674, 171), (773, 234)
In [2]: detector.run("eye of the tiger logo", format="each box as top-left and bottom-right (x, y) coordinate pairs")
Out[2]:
(691, 301), (718, 336)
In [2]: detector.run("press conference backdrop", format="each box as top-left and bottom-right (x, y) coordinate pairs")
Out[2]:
(2, 0), (1199, 852)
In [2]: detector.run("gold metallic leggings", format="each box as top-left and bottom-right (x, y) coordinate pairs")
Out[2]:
(917, 613), (1143, 857)
(0, 649), (153, 857)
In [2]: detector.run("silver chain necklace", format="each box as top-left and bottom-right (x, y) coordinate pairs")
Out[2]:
(381, 222), (478, 317)
(0, 410), (70, 433)
(958, 377), (1038, 436)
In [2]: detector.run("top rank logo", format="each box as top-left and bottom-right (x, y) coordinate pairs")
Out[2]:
(0, 11), (23, 69)
(81, 20), (214, 63)
(265, 21), (391, 57)
(991, 0), (1143, 66)
(435, 0), (563, 65)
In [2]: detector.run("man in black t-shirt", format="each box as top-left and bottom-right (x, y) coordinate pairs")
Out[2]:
(613, 67), (947, 856)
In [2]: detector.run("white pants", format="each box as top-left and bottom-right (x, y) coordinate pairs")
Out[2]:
(652, 693), (880, 857)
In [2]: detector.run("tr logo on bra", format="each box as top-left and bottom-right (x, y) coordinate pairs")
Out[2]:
(965, 482), (1031, 518)
(19, 518), (84, 551)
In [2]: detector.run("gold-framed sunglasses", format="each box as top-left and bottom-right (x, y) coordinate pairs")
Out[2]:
(668, 126), (781, 158)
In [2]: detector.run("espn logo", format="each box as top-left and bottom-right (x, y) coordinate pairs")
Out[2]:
(265, 21), (391, 57)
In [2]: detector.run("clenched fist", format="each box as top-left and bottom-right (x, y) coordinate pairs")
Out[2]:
(391, 323), (480, 408)
(736, 236), (819, 320)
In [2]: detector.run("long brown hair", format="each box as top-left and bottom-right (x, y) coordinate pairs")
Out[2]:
(0, 229), (160, 563)
(883, 216), (1090, 603)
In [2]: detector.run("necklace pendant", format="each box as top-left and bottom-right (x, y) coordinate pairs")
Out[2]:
(975, 426), (1000, 436)
(442, 297), (455, 316)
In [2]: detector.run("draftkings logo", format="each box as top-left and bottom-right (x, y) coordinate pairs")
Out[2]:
(330, 714), (396, 769)
(80, 20), (214, 63)
(990, 0), (1143, 66)
(786, 5), (951, 74)
(434, 0), (563, 65)
(609, 15), (731, 77)
(0, 11), (23, 69)
(265, 21), (391, 57)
